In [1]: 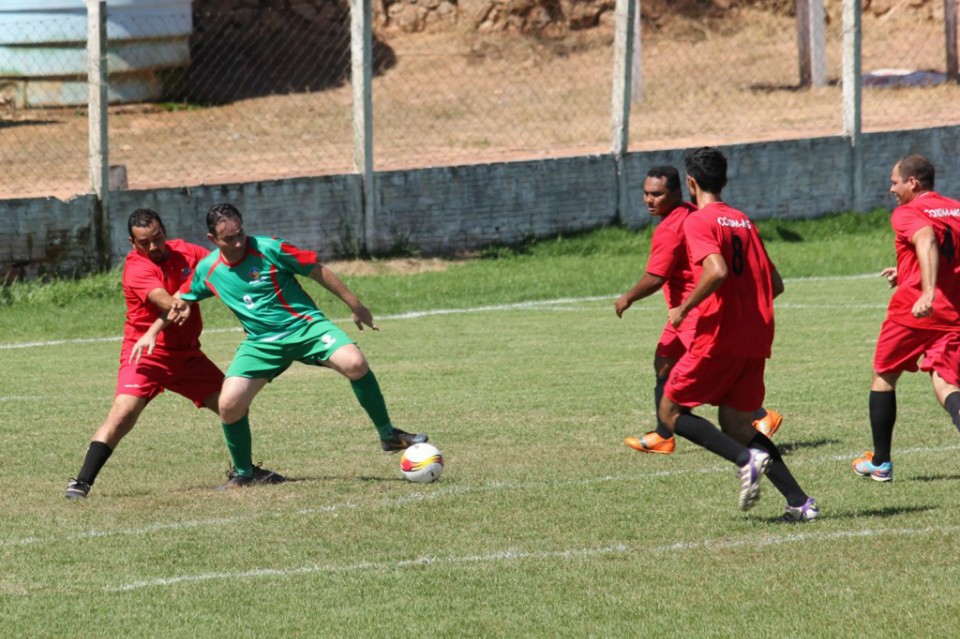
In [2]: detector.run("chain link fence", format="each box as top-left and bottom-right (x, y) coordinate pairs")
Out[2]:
(1, 2), (958, 201)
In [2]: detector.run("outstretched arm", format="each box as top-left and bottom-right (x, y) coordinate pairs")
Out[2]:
(130, 290), (192, 363)
(615, 273), (667, 318)
(307, 264), (378, 331)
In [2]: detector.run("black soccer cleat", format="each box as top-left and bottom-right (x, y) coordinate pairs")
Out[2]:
(219, 464), (286, 490)
(65, 479), (91, 500)
(380, 428), (429, 453)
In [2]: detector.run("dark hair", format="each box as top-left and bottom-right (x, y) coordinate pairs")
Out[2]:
(683, 147), (728, 194)
(646, 165), (681, 193)
(206, 203), (243, 236)
(897, 155), (935, 190)
(127, 208), (165, 239)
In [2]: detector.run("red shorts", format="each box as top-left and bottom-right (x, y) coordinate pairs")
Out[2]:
(654, 321), (695, 360)
(873, 318), (960, 386)
(116, 349), (224, 408)
(665, 351), (766, 412)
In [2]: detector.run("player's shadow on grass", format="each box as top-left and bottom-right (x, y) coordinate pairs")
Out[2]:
(763, 504), (936, 523)
(836, 504), (938, 519)
(777, 438), (841, 454)
(288, 475), (406, 483)
(903, 473), (960, 483)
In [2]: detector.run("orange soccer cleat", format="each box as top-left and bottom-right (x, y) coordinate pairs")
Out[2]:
(624, 431), (676, 455)
(753, 409), (783, 437)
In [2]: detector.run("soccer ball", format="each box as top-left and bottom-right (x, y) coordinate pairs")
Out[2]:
(400, 443), (444, 483)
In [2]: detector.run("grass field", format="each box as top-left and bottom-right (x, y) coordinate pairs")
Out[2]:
(4, 213), (960, 637)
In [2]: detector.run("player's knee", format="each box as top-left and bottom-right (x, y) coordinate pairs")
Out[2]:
(343, 358), (369, 381)
(218, 395), (247, 423)
(332, 345), (369, 380)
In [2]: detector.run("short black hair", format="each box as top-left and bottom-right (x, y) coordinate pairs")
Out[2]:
(897, 155), (935, 190)
(646, 165), (681, 193)
(127, 208), (165, 239)
(206, 203), (243, 236)
(683, 147), (728, 194)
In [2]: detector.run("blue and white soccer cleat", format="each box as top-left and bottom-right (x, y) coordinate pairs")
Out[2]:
(852, 452), (893, 482)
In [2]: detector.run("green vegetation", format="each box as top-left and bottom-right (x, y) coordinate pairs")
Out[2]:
(0, 209), (893, 344)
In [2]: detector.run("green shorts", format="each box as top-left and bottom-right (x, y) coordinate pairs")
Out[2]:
(226, 319), (355, 380)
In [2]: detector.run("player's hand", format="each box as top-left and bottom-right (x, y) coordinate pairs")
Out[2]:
(667, 306), (685, 328)
(129, 333), (157, 364)
(912, 292), (935, 318)
(614, 295), (632, 318)
(880, 267), (898, 288)
(351, 303), (379, 332)
(168, 299), (191, 325)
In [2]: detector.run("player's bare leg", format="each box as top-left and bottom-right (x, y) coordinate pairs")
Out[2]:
(66, 394), (149, 499)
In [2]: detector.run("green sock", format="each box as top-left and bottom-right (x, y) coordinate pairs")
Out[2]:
(221, 415), (253, 477)
(350, 370), (394, 439)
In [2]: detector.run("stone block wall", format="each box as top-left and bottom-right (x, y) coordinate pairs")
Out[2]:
(4, 127), (960, 281)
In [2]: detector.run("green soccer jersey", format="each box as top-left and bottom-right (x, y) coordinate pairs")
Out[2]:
(181, 235), (327, 341)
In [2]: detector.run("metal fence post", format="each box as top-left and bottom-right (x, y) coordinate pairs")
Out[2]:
(798, 0), (827, 87)
(843, 0), (863, 212)
(352, 0), (375, 256)
(611, 0), (637, 227)
(947, 0), (958, 82)
(631, 0), (642, 102)
(86, 0), (110, 270)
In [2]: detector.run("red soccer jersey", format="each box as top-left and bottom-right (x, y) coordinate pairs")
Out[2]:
(646, 201), (698, 310)
(887, 191), (960, 331)
(683, 202), (777, 358)
(121, 239), (209, 352)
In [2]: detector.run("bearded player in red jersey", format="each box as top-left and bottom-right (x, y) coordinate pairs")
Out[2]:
(65, 209), (231, 499)
(616, 165), (783, 455)
(656, 147), (817, 520)
(853, 155), (960, 482)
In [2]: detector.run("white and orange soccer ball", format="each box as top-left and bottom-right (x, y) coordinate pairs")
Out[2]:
(400, 443), (444, 483)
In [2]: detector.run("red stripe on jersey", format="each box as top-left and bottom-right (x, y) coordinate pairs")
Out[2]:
(280, 241), (318, 267)
(203, 259), (226, 299)
(270, 265), (316, 322)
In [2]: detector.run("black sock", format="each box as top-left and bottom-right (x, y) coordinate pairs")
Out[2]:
(869, 390), (896, 465)
(77, 441), (113, 485)
(748, 433), (807, 507)
(654, 375), (672, 438)
(945, 392), (960, 434)
(674, 413), (747, 465)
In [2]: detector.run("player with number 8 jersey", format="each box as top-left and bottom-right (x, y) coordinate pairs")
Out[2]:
(682, 201), (777, 359)
(656, 147), (817, 520)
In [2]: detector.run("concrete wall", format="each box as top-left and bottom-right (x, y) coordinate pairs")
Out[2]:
(3, 126), (960, 280)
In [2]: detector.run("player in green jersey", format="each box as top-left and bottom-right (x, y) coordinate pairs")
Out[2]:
(171, 203), (428, 488)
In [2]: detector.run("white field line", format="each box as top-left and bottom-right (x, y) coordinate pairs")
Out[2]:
(109, 523), (960, 592)
(5, 443), (960, 552)
(0, 273), (883, 351)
